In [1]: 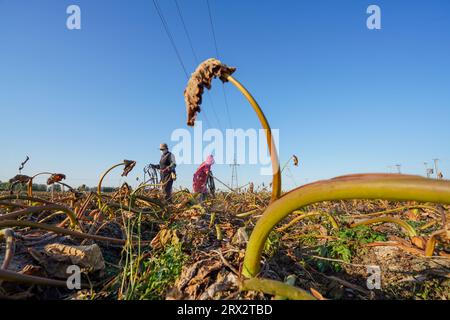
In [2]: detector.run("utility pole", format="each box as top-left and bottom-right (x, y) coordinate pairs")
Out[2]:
(433, 159), (440, 179)
(395, 164), (402, 174)
(230, 156), (239, 190)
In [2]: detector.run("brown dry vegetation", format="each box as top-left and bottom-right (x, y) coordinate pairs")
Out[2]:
(0, 184), (448, 300)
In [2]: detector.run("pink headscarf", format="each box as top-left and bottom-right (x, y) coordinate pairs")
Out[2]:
(205, 154), (215, 166)
(193, 155), (215, 193)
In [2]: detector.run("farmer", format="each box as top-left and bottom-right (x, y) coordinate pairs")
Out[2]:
(150, 143), (176, 202)
(193, 155), (215, 201)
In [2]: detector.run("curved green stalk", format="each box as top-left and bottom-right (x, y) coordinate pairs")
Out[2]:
(425, 229), (447, 257)
(97, 163), (125, 202)
(240, 277), (316, 300)
(225, 75), (281, 203)
(351, 204), (443, 218)
(97, 161), (134, 211)
(27, 172), (52, 198)
(0, 229), (15, 270)
(236, 209), (260, 218)
(351, 217), (417, 237)
(242, 174), (450, 278)
(277, 211), (339, 233)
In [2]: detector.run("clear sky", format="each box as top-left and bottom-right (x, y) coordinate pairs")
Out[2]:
(1, 0), (449, 190)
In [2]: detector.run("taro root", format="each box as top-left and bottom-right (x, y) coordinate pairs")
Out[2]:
(184, 58), (236, 126)
(47, 174), (66, 185)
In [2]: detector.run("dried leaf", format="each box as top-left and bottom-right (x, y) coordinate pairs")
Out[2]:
(184, 58), (236, 126)
(122, 160), (136, 177)
(9, 174), (31, 184)
(47, 173), (66, 185)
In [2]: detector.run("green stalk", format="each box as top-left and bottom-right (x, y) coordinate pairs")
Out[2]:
(242, 174), (450, 278)
(240, 277), (316, 300)
(277, 211), (339, 233)
(0, 229), (14, 270)
(425, 229), (447, 257)
(351, 217), (417, 237)
(27, 172), (53, 198)
(226, 75), (281, 203)
(97, 162), (125, 210)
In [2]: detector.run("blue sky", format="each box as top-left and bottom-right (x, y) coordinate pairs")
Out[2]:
(0, 0), (449, 190)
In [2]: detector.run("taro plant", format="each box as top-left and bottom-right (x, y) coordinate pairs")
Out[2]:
(242, 174), (450, 278)
(97, 160), (136, 211)
(184, 60), (450, 299)
(184, 58), (281, 203)
(315, 226), (387, 272)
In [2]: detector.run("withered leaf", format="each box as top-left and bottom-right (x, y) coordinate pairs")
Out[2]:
(9, 174), (31, 184)
(184, 58), (236, 126)
(47, 173), (66, 185)
(122, 160), (136, 177)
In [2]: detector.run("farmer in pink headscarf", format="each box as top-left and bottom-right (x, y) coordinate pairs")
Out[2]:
(193, 155), (215, 201)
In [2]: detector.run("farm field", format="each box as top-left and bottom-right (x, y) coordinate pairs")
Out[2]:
(1, 1), (450, 305)
(1, 180), (449, 300)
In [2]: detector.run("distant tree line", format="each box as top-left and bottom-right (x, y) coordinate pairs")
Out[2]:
(0, 181), (118, 193)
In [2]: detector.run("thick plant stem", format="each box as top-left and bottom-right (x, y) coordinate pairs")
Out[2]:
(425, 229), (447, 256)
(0, 204), (79, 229)
(240, 277), (316, 300)
(27, 172), (52, 198)
(277, 211), (339, 233)
(242, 174), (450, 278)
(351, 217), (417, 237)
(225, 75), (281, 203)
(0, 229), (15, 270)
(97, 162), (126, 210)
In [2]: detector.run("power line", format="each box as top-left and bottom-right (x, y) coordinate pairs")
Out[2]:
(173, 0), (199, 63)
(206, 0), (233, 129)
(152, 0), (213, 129)
(174, 0), (223, 131)
(152, 0), (189, 79)
(206, 0), (220, 59)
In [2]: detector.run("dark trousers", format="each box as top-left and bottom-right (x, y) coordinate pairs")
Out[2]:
(161, 174), (174, 202)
